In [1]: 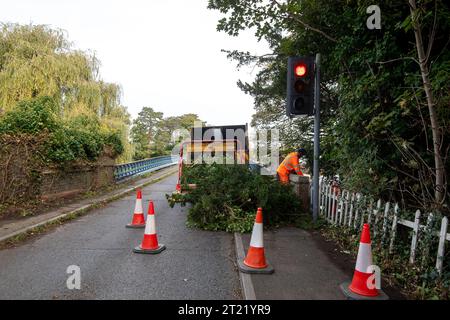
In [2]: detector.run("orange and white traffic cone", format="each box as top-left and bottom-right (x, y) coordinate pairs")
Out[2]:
(126, 189), (146, 228)
(340, 224), (388, 300)
(133, 201), (166, 254)
(238, 208), (274, 274)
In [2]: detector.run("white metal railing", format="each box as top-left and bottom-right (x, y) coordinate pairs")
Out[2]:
(318, 180), (449, 275)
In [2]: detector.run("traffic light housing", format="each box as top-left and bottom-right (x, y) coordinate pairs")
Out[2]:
(286, 56), (315, 117)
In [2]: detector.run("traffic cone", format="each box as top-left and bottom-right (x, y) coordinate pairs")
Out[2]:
(133, 201), (166, 254)
(238, 208), (274, 274)
(126, 189), (146, 228)
(340, 224), (388, 300)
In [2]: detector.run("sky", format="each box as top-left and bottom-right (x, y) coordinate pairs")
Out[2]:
(0, 0), (270, 126)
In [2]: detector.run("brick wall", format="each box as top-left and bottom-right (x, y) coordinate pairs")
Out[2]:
(0, 138), (117, 205)
(40, 154), (116, 201)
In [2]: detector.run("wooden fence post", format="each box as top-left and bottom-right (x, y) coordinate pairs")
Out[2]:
(326, 185), (331, 221)
(389, 204), (399, 254)
(334, 190), (339, 225)
(343, 191), (350, 226)
(348, 193), (355, 228)
(409, 210), (421, 265)
(381, 202), (390, 246)
(338, 190), (345, 225)
(353, 193), (361, 230)
(361, 198), (371, 229)
(320, 182), (325, 215)
(327, 185), (333, 223)
(436, 217), (448, 275)
(421, 213), (434, 268)
(373, 199), (382, 240)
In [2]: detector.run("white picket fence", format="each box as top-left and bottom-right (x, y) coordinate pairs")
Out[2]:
(317, 180), (449, 275)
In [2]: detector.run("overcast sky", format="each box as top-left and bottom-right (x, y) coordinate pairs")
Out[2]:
(0, 0), (269, 126)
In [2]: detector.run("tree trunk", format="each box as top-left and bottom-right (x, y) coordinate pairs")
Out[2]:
(409, 0), (445, 205)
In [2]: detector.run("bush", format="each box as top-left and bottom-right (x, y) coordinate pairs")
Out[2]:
(103, 131), (124, 156)
(0, 96), (59, 134)
(0, 96), (124, 164)
(45, 128), (78, 163)
(167, 164), (304, 233)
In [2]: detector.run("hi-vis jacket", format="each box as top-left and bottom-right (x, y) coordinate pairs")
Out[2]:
(277, 152), (303, 176)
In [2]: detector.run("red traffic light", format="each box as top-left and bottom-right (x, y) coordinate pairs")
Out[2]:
(294, 63), (307, 77)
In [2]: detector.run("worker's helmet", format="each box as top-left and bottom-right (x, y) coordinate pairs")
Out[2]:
(296, 148), (306, 156)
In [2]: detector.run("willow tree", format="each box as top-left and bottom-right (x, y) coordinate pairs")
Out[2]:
(0, 23), (132, 161)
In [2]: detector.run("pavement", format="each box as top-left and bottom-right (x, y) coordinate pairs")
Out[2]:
(0, 174), (241, 300)
(0, 166), (178, 243)
(239, 228), (349, 300)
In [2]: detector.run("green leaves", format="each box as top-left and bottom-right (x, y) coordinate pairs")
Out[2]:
(0, 96), (59, 134)
(0, 23), (131, 163)
(170, 164), (303, 233)
(0, 96), (124, 164)
(131, 107), (203, 160)
(209, 0), (450, 213)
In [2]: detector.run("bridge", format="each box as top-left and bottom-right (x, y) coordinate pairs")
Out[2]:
(0, 130), (440, 301)
(2, 142), (420, 303)
(0, 152), (366, 300)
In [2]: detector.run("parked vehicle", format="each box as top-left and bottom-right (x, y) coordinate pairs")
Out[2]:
(175, 124), (250, 193)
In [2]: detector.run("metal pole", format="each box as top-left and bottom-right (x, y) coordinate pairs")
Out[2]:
(313, 53), (321, 224)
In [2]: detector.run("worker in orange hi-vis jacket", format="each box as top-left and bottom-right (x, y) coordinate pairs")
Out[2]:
(276, 148), (306, 184)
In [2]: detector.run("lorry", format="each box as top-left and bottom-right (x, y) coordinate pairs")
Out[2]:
(175, 124), (250, 192)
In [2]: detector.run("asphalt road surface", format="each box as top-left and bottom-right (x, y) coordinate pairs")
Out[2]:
(0, 174), (241, 300)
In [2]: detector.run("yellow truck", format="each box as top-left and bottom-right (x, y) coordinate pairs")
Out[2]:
(175, 124), (250, 192)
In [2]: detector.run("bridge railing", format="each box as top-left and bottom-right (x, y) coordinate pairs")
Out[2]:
(114, 155), (178, 182)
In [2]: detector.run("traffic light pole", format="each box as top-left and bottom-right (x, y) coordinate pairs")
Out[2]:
(312, 53), (321, 224)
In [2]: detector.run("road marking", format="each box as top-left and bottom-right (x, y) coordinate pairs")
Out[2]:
(234, 232), (256, 300)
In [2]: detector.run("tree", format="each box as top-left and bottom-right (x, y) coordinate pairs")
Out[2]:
(130, 107), (163, 160)
(157, 113), (204, 152)
(408, 0), (445, 205)
(0, 23), (132, 162)
(208, 0), (450, 213)
(131, 108), (203, 160)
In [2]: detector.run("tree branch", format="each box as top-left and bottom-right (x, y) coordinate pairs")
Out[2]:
(375, 56), (419, 65)
(271, 0), (338, 43)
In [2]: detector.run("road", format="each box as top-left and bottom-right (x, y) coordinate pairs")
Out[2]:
(0, 174), (241, 300)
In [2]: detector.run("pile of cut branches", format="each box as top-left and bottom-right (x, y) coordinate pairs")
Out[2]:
(166, 164), (304, 233)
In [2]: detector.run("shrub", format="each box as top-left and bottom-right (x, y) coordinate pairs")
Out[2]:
(103, 131), (124, 156)
(0, 96), (124, 164)
(0, 96), (59, 134)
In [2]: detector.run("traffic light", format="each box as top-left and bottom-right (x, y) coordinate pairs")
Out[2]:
(286, 56), (315, 117)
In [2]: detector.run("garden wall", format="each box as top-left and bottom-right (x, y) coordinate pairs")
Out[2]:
(0, 135), (116, 207)
(40, 154), (115, 201)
